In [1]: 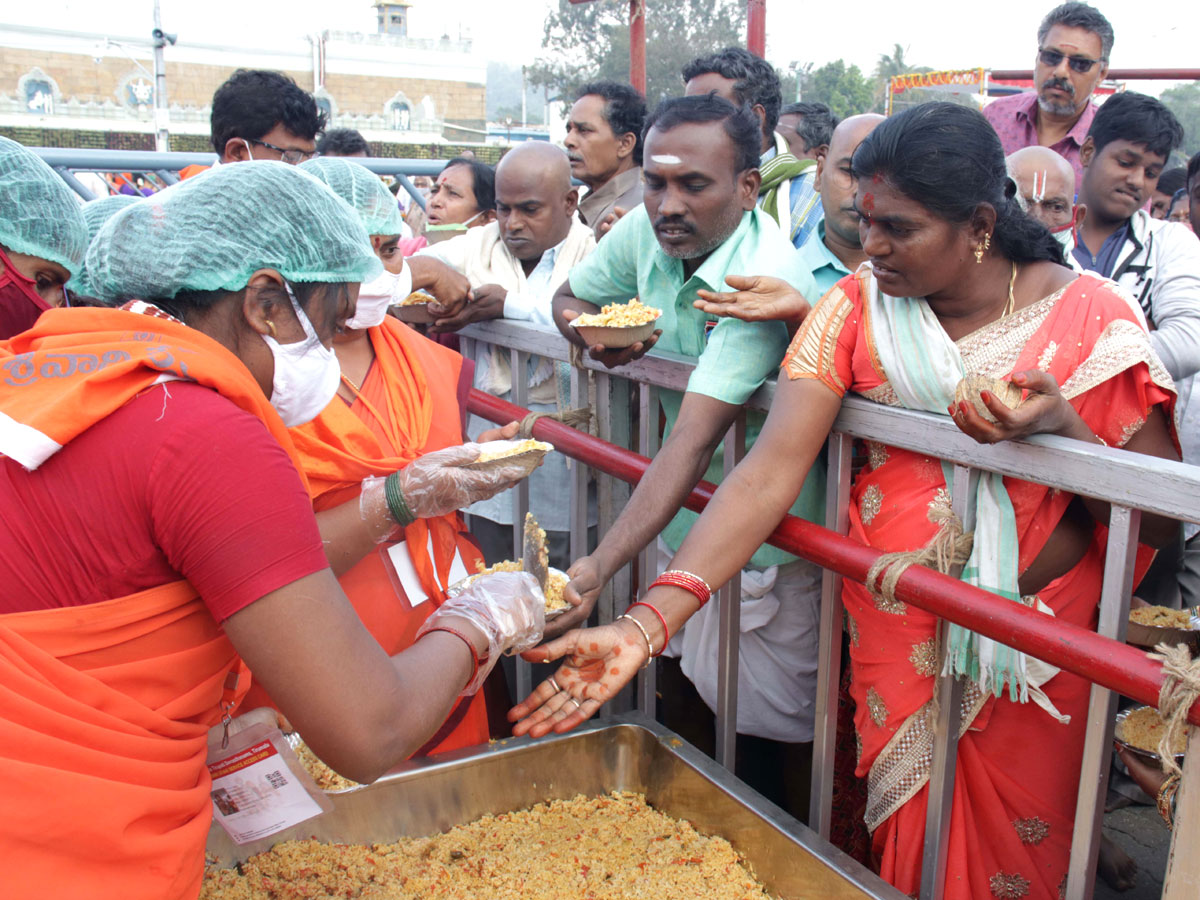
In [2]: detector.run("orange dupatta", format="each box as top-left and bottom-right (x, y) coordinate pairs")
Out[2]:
(267, 319), (488, 753)
(0, 306), (309, 899)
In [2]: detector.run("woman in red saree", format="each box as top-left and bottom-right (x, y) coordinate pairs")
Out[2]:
(510, 103), (1181, 898)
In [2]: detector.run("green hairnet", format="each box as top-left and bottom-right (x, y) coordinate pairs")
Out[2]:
(81, 194), (141, 243)
(299, 157), (405, 236)
(84, 160), (382, 303)
(0, 136), (88, 277)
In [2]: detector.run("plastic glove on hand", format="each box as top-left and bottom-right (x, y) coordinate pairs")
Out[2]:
(420, 571), (546, 694)
(396, 443), (528, 518)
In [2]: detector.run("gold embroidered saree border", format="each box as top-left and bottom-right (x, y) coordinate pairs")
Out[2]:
(863, 682), (989, 832)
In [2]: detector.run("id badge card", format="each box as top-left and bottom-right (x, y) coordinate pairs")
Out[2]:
(205, 722), (332, 844)
(383, 536), (470, 608)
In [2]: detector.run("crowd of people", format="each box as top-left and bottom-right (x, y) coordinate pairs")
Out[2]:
(2, 2), (1199, 898)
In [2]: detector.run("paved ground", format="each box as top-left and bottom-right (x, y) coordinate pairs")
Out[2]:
(1095, 805), (1171, 900)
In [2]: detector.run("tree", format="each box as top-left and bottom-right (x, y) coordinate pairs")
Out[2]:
(802, 60), (875, 120)
(529, 0), (746, 106)
(1160, 81), (1200, 164)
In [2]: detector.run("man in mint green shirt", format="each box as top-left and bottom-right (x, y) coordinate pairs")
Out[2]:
(549, 94), (821, 817)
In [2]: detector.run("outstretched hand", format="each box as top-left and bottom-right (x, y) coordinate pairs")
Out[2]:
(540, 554), (605, 640)
(694, 275), (811, 324)
(950, 369), (1075, 444)
(507, 620), (648, 738)
(562, 308), (661, 369)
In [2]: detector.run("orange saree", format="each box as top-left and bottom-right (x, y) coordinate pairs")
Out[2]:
(253, 317), (489, 754)
(784, 271), (1176, 899)
(0, 305), (308, 900)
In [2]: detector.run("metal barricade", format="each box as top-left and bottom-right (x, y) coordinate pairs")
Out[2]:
(458, 317), (1200, 900)
(32, 147), (446, 210)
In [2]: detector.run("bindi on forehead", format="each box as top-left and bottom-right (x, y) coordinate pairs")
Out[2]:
(862, 193), (875, 212)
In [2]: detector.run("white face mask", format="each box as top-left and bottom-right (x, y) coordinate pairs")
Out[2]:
(262, 285), (341, 427)
(345, 264), (412, 330)
(1049, 210), (1078, 258)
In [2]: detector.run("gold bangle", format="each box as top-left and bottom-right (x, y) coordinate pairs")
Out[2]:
(616, 614), (654, 668)
(1158, 773), (1181, 829)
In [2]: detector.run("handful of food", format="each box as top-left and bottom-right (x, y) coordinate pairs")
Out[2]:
(571, 298), (663, 348)
(463, 559), (570, 615)
(1115, 706), (1188, 759)
(463, 438), (553, 477)
(953, 373), (1023, 424)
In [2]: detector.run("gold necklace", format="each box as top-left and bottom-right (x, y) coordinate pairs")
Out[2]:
(340, 372), (362, 394)
(1001, 261), (1018, 319)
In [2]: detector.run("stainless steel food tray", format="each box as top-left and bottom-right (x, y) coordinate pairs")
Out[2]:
(206, 714), (905, 900)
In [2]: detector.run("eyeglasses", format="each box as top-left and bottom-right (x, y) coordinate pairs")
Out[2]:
(243, 138), (318, 165)
(1037, 48), (1104, 74)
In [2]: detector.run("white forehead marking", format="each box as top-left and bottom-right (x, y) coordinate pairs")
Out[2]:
(650, 154), (683, 165)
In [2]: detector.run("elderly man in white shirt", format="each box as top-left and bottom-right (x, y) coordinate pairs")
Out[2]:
(418, 141), (596, 568)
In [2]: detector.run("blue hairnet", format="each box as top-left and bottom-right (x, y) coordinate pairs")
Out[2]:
(299, 157), (405, 236)
(84, 161), (382, 303)
(0, 136), (88, 277)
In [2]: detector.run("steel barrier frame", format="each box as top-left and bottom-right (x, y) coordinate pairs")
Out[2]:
(458, 318), (1200, 900)
(31, 147), (439, 210)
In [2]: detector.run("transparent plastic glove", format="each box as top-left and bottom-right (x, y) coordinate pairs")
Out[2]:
(418, 571), (546, 694)
(357, 444), (529, 540)
(397, 443), (528, 519)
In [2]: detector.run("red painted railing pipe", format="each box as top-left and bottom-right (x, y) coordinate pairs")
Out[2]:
(747, 0), (766, 57)
(469, 389), (1200, 725)
(629, 0), (646, 96)
(990, 68), (1200, 81)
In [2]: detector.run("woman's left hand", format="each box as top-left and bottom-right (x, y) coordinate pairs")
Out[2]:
(951, 369), (1076, 444)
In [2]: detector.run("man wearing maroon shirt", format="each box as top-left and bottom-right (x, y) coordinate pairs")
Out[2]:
(983, 2), (1113, 193)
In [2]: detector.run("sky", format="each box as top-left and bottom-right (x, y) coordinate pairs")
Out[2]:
(4, 0), (1192, 95)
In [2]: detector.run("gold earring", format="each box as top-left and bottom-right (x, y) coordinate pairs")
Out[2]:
(265, 319), (277, 337)
(984, 234), (992, 251)
(974, 243), (984, 264)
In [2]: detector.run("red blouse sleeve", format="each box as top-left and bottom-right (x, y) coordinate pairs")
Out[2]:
(148, 391), (329, 622)
(781, 277), (860, 397)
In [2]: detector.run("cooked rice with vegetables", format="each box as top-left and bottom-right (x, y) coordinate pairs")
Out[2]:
(398, 292), (431, 306)
(200, 792), (773, 899)
(290, 739), (359, 792)
(471, 559), (569, 611)
(572, 298), (662, 328)
(1117, 706), (1188, 755)
(1129, 606), (1193, 629)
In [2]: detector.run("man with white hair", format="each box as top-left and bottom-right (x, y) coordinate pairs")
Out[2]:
(1006, 145), (1083, 265)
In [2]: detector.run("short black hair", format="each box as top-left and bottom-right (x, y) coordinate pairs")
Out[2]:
(1038, 2), (1115, 59)
(441, 157), (496, 212)
(780, 101), (839, 152)
(643, 94), (761, 175)
(316, 128), (370, 157)
(1086, 92), (1184, 162)
(1188, 151), (1200, 190)
(576, 80), (648, 166)
(1155, 166), (1188, 197)
(210, 69), (326, 155)
(1168, 188), (1188, 216)
(681, 46), (781, 137)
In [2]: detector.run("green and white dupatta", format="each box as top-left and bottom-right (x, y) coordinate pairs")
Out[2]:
(863, 268), (1068, 720)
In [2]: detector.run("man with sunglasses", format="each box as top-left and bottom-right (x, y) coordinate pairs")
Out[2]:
(984, 2), (1113, 193)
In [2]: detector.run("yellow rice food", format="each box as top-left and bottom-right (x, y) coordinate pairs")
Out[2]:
(199, 792), (773, 900)
(474, 439), (554, 463)
(291, 740), (359, 793)
(572, 298), (662, 328)
(398, 292), (431, 306)
(1129, 605), (1193, 629)
(1117, 706), (1188, 756)
(472, 559), (569, 611)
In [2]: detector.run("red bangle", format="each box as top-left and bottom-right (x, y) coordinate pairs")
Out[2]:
(649, 570), (713, 608)
(627, 601), (670, 655)
(425, 625), (483, 692)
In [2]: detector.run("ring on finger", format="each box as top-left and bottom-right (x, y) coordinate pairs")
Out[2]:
(548, 677), (561, 693)
(564, 697), (582, 711)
